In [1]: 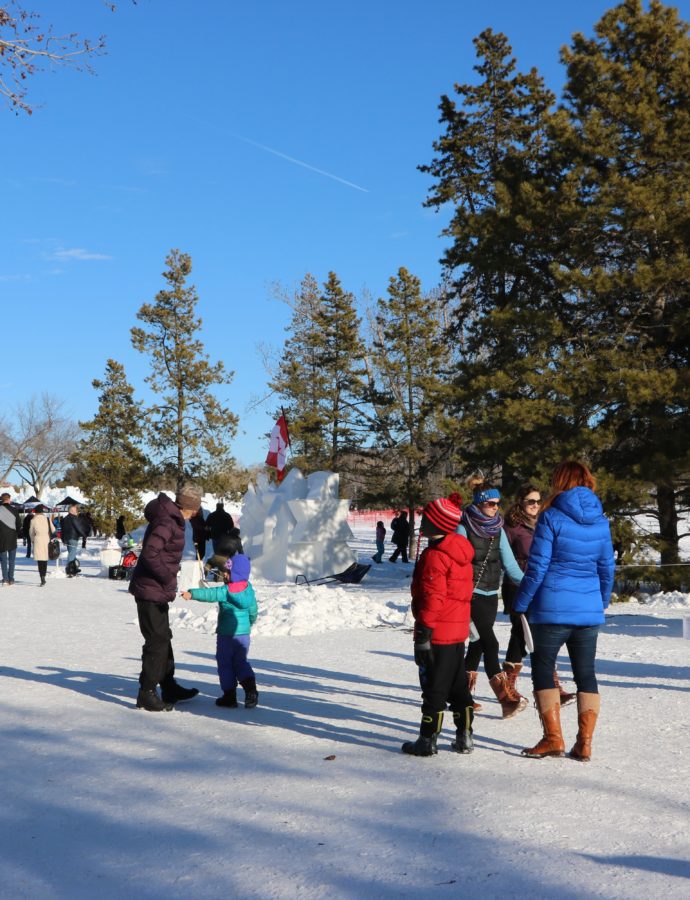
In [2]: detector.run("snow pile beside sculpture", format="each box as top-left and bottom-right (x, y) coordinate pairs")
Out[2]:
(241, 469), (356, 582)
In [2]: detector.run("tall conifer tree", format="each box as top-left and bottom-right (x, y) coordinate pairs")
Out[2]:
(70, 359), (149, 533)
(131, 250), (238, 490)
(270, 272), (366, 475)
(366, 268), (451, 541)
(269, 274), (329, 470)
(317, 272), (366, 471)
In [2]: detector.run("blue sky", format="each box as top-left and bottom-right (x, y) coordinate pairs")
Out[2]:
(3, 0), (689, 466)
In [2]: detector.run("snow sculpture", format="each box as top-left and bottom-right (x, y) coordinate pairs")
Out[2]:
(240, 469), (356, 582)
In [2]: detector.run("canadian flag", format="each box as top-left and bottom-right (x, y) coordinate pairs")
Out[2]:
(265, 414), (290, 481)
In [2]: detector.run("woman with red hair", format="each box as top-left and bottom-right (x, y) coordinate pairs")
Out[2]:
(513, 461), (615, 761)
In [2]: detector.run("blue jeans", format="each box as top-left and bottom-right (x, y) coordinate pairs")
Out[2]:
(216, 634), (254, 691)
(372, 540), (385, 563)
(0, 548), (17, 583)
(530, 623), (600, 693)
(66, 540), (80, 565)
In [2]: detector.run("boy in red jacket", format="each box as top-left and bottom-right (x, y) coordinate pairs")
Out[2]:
(402, 494), (475, 757)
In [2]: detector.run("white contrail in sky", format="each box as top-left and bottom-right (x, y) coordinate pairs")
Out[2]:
(233, 134), (369, 193)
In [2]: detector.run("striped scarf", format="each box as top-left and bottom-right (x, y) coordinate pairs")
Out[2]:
(462, 504), (504, 539)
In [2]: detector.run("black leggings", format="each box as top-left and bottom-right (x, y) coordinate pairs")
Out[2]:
(464, 593), (500, 679)
(505, 612), (527, 663)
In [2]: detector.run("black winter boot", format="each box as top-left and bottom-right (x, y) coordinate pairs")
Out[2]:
(136, 688), (173, 711)
(216, 690), (238, 708)
(451, 706), (474, 754)
(240, 677), (259, 709)
(160, 678), (199, 704)
(401, 734), (438, 756)
(401, 712), (442, 756)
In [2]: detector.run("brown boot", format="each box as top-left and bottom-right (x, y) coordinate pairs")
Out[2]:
(502, 661), (529, 712)
(521, 689), (566, 758)
(553, 668), (576, 706)
(467, 670), (482, 712)
(489, 671), (524, 719)
(569, 693), (600, 761)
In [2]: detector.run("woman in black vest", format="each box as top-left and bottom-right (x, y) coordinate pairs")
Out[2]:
(456, 480), (526, 718)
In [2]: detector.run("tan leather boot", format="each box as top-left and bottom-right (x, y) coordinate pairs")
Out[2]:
(553, 668), (576, 706)
(521, 689), (566, 758)
(489, 671), (524, 718)
(502, 661), (529, 711)
(467, 670), (482, 712)
(569, 693), (600, 761)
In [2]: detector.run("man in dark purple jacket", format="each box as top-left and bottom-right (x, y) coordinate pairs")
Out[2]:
(130, 483), (203, 711)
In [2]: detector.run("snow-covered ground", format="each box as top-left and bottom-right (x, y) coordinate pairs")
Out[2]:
(1, 526), (689, 899)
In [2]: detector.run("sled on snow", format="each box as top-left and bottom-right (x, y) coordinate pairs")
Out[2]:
(294, 562), (371, 586)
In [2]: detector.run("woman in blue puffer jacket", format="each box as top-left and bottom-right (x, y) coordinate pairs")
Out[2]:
(513, 461), (615, 762)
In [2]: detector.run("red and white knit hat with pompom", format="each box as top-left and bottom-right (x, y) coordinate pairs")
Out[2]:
(422, 493), (463, 534)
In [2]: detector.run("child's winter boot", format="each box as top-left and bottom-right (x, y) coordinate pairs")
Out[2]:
(402, 712), (442, 756)
(451, 706), (474, 754)
(241, 677), (259, 708)
(216, 689), (238, 708)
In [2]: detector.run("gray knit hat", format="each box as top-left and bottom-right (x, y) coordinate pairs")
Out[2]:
(175, 482), (203, 510)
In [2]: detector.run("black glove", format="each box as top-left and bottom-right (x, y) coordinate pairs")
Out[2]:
(414, 625), (434, 669)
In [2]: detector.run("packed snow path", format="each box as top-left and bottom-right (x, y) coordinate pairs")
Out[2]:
(1, 541), (688, 899)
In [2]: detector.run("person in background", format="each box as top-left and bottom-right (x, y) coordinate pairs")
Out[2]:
(181, 553), (259, 709)
(205, 502), (235, 553)
(61, 504), (88, 577)
(115, 514), (127, 540)
(190, 507), (207, 561)
(372, 520), (386, 563)
(81, 511), (95, 548)
(513, 461), (615, 761)
(503, 484), (575, 707)
(0, 492), (20, 586)
(402, 494), (475, 756)
(29, 505), (54, 586)
(457, 479), (526, 718)
(22, 508), (34, 558)
(128, 483), (204, 712)
(389, 510), (410, 563)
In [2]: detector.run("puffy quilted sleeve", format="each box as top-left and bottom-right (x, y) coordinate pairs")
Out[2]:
(512, 513), (555, 614)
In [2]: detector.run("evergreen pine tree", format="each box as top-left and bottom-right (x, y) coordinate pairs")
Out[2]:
(270, 272), (366, 475)
(421, 4), (690, 575)
(366, 268), (452, 544)
(131, 250), (238, 490)
(317, 272), (367, 471)
(70, 359), (149, 534)
(549, 0), (690, 573)
(269, 274), (329, 471)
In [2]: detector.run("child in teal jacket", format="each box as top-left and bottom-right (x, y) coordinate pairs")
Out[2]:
(181, 554), (259, 708)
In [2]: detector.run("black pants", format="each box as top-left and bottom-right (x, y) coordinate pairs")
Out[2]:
(136, 600), (175, 691)
(37, 560), (47, 580)
(464, 593), (500, 679)
(419, 642), (472, 721)
(505, 611), (527, 663)
(390, 543), (408, 563)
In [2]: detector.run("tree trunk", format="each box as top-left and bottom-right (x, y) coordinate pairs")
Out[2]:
(656, 482), (680, 589)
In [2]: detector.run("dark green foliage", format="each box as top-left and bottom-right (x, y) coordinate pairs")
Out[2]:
(420, 4), (690, 575)
(270, 272), (366, 475)
(363, 268), (453, 535)
(131, 249), (238, 491)
(69, 359), (150, 534)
